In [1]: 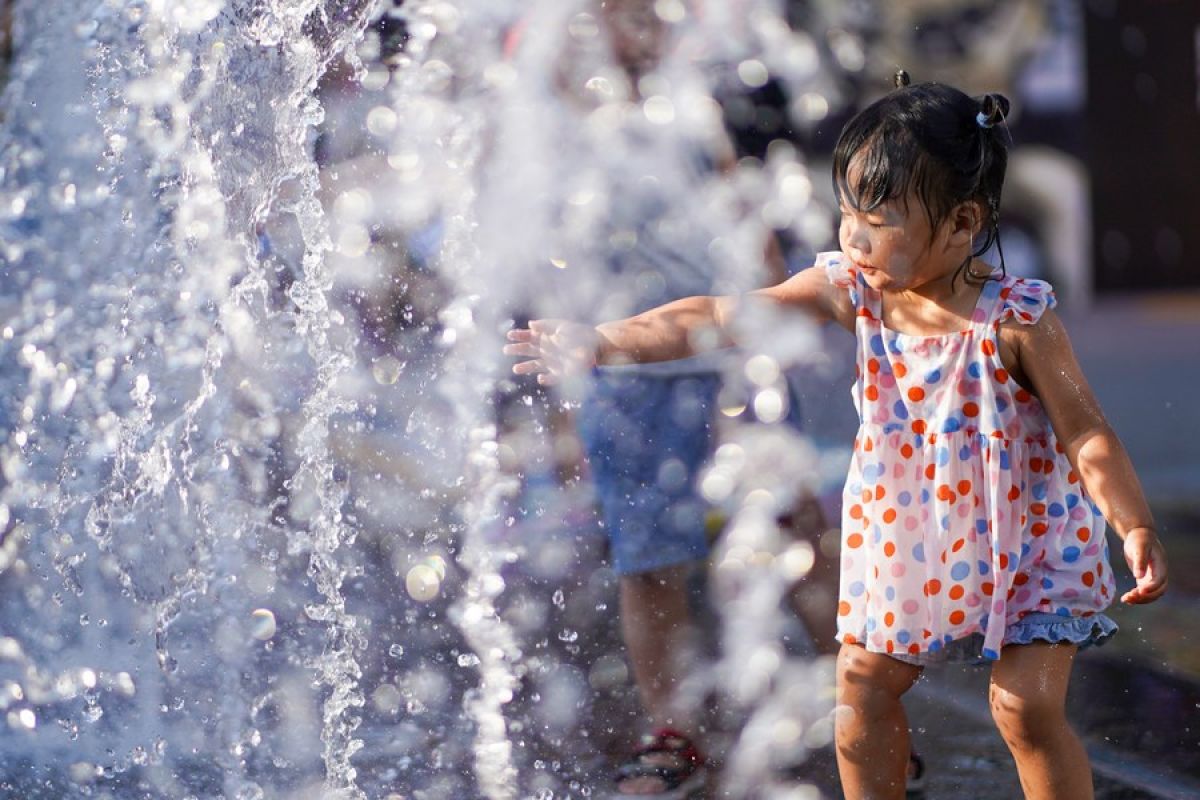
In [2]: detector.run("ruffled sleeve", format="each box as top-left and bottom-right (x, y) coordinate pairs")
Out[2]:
(817, 250), (856, 288)
(997, 278), (1057, 325)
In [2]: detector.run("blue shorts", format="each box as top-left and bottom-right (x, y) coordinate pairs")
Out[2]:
(576, 372), (720, 576)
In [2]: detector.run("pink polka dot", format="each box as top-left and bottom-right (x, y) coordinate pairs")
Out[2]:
(965, 593), (982, 608)
(879, 373), (896, 389)
(956, 504), (970, 518)
(890, 562), (906, 577)
(1062, 588), (1079, 600)
(904, 516), (918, 531)
(902, 599), (920, 614)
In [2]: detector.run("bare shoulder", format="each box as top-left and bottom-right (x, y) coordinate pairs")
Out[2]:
(753, 266), (856, 330)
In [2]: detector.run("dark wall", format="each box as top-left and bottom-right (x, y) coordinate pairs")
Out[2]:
(1085, 1), (1200, 292)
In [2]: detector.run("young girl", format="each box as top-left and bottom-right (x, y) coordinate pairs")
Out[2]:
(506, 74), (1169, 799)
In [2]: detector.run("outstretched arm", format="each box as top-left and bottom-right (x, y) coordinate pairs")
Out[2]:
(504, 265), (852, 383)
(1013, 310), (1168, 604)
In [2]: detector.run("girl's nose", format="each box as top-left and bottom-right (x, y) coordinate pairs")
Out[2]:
(843, 217), (870, 255)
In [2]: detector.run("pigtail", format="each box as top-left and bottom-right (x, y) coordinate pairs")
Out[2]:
(956, 92), (1013, 288)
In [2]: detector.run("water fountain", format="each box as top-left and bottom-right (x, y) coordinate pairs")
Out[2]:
(0, 1), (853, 796)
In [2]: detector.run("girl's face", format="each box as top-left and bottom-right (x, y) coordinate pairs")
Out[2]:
(837, 195), (943, 292)
(837, 153), (969, 294)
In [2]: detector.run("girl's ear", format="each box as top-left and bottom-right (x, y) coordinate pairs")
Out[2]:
(944, 200), (984, 250)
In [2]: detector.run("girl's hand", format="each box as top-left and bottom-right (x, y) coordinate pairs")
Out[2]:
(1121, 528), (1168, 604)
(504, 319), (598, 385)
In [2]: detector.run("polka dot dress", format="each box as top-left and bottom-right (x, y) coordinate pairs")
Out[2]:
(821, 253), (1115, 661)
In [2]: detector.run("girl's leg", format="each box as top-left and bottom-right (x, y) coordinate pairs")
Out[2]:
(835, 643), (924, 800)
(989, 642), (1093, 800)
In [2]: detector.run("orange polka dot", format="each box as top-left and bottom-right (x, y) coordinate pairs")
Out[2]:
(1030, 457), (1044, 472)
(847, 533), (864, 549)
(963, 402), (979, 418)
(995, 368), (1009, 383)
(1076, 527), (1090, 542)
(864, 437), (874, 452)
(999, 553), (1010, 569)
(1030, 502), (1046, 516)
(849, 504), (863, 520)
(1014, 572), (1029, 586)
(1031, 522), (1048, 537)
(1082, 572), (1095, 587)
(982, 581), (995, 596)
(957, 480), (972, 496)
(949, 610), (966, 625)
(865, 384), (879, 401)
(949, 585), (965, 600)
(981, 339), (997, 356)
(925, 464), (937, 480)
(924, 579), (942, 596)
(936, 484), (955, 502)
(883, 540), (896, 556)
(912, 420), (927, 434)
(883, 509), (898, 524)
(838, 601), (851, 616)
(1015, 388), (1032, 403)
(876, 485), (886, 500)
(1043, 460), (1055, 474)
(1008, 486), (1021, 502)
(952, 538), (966, 553)
(868, 358), (880, 374)
(887, 641), (895, 653)
(1068, 470), (1079, 484)
(862, 488), (873, 503)
(884, 612), (895, 627)
(894, 362), (908, 378)
(1097, 562), (1104, 576)
(909, 644), (921, 655)
(900, 444), (914, 459)
(908, 387), (926, 402)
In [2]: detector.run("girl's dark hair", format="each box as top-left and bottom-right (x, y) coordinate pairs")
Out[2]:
(833, 69), (1012, 284)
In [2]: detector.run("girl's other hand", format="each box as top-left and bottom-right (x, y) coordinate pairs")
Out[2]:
(1120, 528), (1168, 604)
(504, 319), (598, 385)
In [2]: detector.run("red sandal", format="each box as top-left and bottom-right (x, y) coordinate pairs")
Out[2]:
(611, 727), (707, 799)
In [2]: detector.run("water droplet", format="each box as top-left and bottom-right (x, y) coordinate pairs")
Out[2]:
(249, 609), (276, 641)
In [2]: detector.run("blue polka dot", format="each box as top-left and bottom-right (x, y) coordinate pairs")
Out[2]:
(1032, 482), (1048, 501)
(1066, 493), (1079, 509)
(982, 647), (1000, 660)
(898, 630), (911, 645)
(920, 488), (931, 504)
(967, 362), (982, 379)
(888, 337), (904, 355)
(950, 562), (970, 581)
(870, 334), (885, 356)
(1063, 546), (1081, 563)
(914, 434), (924, 448)
(943, 417), (962, 434)
(977, 560), (990, 575)
(872, 525), (882, 544)
(928, 639), (943, 653)
(1048, 502), (1065, 517)
(925, 369), (942, 383)
(959, 446), (972, 461)
(848, 481), (862, 495)
(944, 633), (955, 644)
(898, 491), (913, 507)
(866, 616), (877, 631)
(885, 586), (896, 601)
(893, 400), (909, 420)
(849, 581), (865, 596)
(937, 447), (950, 466)
(1021, 542), (1031, 558)
(975, 519), (988, 534)
(999, 451), (1010, 470)
(1008, 553), (1019, 571)
(1041, 578), (1054, 590)
(1056, 607), (1072, 617)
(883, 422), (904, 434)
(939, 515), (950, 530)
(996, 396), (1009, 412)
(912, 543), (925, 563)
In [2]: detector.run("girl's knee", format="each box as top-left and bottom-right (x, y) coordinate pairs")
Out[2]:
(836, 645), (922, 710)
(989, 683), (1069, 748)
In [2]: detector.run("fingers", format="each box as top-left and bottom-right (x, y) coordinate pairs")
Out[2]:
(511, 359), (544, 375)
(506, 328), (534, 342)
(1122, 555), (1168, 604)
(502, 342), (541, 357)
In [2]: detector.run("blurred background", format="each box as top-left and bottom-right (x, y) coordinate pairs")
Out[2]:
(1, 1), (1198, 798)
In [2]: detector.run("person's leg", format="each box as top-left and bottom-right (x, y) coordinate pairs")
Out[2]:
(619, 563), (695, 730)
(989, 642), (1093, 800)
(834, 643), (923, 800)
